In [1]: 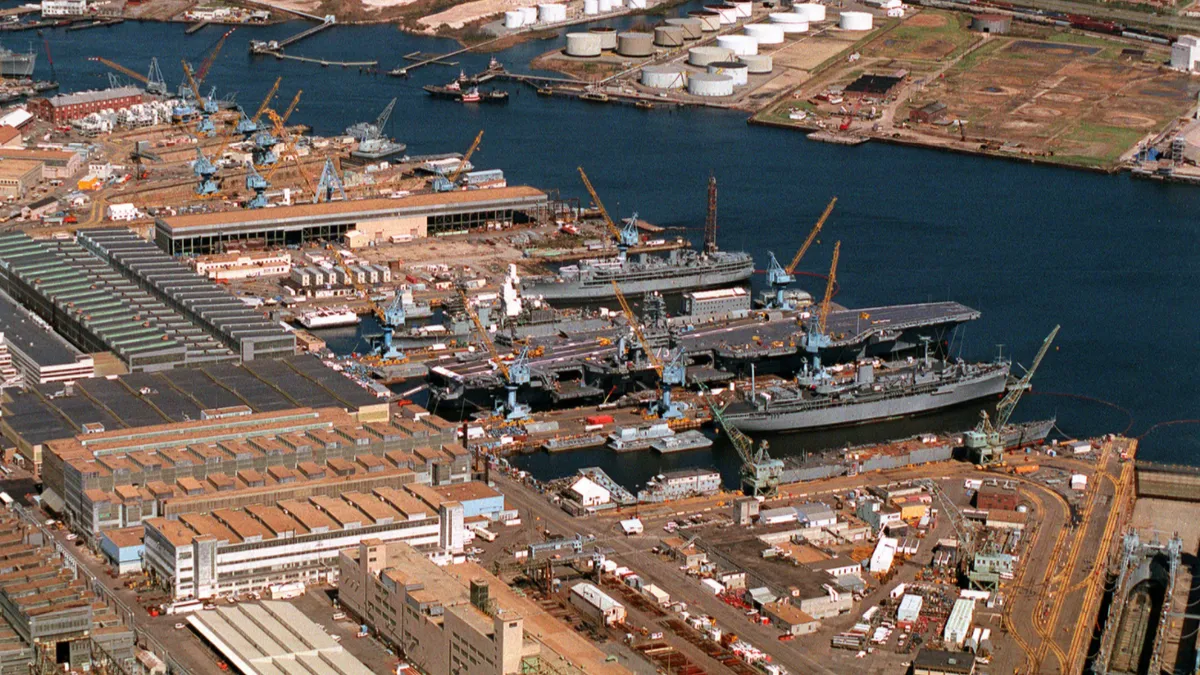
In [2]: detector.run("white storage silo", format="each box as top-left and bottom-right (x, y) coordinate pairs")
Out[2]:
(690, 10), (721, 31)
(599, 0), (612, 12)
(744, 23), (783, 44)
(666, 17), (704, 39)
(738, 53), (773, 73)
(504, 10), (525, 27)
(707, 61), (748, 86)
(706, 4), (738, 24)
(520, 6), (538, 23)
(583, 0), (598, 15)
(538, 3), (567, 23)
(611, 0), (624, 7)
(794, 3), (826, 21)
(769, 13), (809, 32)
(688, 45), (734, 66)
(654, 26), (685, 47)
(590, 26), (618, 49)
(732, 0), (752, 18)
(629, 0), (647, 7)
(839, 11), (873, 30)
(617, 32), (654, 56)
(717, 34), (758, 56)
(641, 65), (688, 89)
(688, 72), (734, 96)
(566, 33), (603, 56)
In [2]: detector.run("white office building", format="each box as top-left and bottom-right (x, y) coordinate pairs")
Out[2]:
(41, 0), (88, 16)
(1172, 35), (1200, 71)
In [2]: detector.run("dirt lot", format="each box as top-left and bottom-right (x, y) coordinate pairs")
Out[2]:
(756, 8), (1200, 170)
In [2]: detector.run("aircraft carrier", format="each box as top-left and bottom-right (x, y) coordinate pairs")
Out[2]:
(428, 300), (982, 413)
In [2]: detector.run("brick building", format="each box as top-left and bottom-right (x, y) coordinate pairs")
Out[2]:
(28, 86), (144, 123)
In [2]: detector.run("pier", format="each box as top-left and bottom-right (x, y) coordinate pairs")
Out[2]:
(256, 50), (376, 68)
(388, 36), (509, 76)
(185, 21), (210, 35)
(65, 18), (123, 31)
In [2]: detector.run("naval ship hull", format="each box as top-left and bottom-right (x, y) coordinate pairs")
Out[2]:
(726, 368), (1009, 433)
(524, 258), (755, 301)
(0, 50), (34, 78)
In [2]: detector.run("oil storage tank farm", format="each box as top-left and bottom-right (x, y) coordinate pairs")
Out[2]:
(618, 32), (654, 56)
(840, 11), (874, 30)
(520, 6), (537, 23)
(689, 46), (734, 66)
(504, 10), (525, 27)
(769, 13), (809, 33)
(590, 26), (618, 50)
(739, 53), (773, 73)
(538, 3), (567, 23)
(706, 4), (739, 25)
(566, 33), (603, 57)
(731, 0), (752, 17)
(744, 23), (784, 45)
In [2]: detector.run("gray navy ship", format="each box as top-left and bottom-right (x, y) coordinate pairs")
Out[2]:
(0, 43), (35, 79)
(523, 248), (755, 301)
(723, 357), (1011, 433)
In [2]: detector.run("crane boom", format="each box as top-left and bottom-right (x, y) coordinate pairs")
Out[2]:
(180, 60), (204, 105)
(611, 281), (662, 376)
(197, 28), (235, 83)
(817, 241), (840, 335)
(995, 325), (1060, 429)
(281, 91), (303, 125)
(263, 108), (315, 192)
(787, 197), (836, 274)
(449, 130), (484, 183)
(459, 288), (509, 380)
(578, 167), (625, 245)
(251, 77), (281, 124)
(89, 57), (148, 84)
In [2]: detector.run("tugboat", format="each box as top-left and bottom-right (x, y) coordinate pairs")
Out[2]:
(424, 78), (508, 104)
(460, 86), (482, 103)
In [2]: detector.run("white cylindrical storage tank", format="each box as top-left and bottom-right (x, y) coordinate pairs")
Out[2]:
(688, 45), (734, 66)
(706, 4), (738, 24)
(732, 0), (752, 18)
(566, 33), (603, 57)
(690, 10), (721, 31)
(654, 25), (685, 47)
(504, 10), (525, 27)
(590, 26), (618, 49)
(629, 0), (646, 7)
(641, 65), (688, 89)
(599, 0), (612, 12)
(794, 3), (826, 21)
(769, 13), (809, 32)
(839, 10), (872, 30)
(717, 34), (758, 56)
(611, 0), (624, 7)
(520, 6), (538, 23)
(538, 3), (567, 23)
(707, 61), (748, 86)
(666, 17), (704, 39)
(739, 53), (773, 73)
(744, 23), (783, 44)
(617, 32), (654, 57)
(583, 0), (598, 15)
(688, 72), (734, 97)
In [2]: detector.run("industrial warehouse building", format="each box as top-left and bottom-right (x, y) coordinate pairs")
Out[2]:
(569, 582), (627, 626)
(28, 86), (145, 123)
(339, 540), (620, 674)
(0, 288), (94, 383)
(39, 406), (467, 540)
(142, 486), (460, 601)
(154, 185), (551, 255)
(78, 229), (295, 361)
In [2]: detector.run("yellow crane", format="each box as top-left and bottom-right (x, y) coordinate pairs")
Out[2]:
(89, 57), (150, 87)
(280, 90), (303, 125)
(459, 287), (509, 381)
(458, 287), (531, 418)
(251, 77), (281, 125)
(434, 130), (483, 191)
(180, 60), (204, 104)
(765, 196), (836, 309)
(817, 240), (840, 335)
(610, 280), (662, 377)
(578, 166), (638, 252)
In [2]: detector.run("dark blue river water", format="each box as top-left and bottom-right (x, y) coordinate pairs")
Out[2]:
(23, 15), (1199, 485)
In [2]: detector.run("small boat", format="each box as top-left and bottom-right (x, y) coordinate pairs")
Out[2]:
(635, 100), (654, 110)
(461, 86), (481, 103)
(537, 87), (554, 96)
(483, 90), (508, 103)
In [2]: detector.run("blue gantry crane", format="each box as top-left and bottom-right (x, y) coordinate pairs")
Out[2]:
(765, 196), (836, 310)
(579, 167), (640, 263)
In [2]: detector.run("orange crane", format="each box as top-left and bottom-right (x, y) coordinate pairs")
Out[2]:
(88, 57), (166, 94)
(817, 240), (840, 335)
(251, 77), (281, 126)
(611, 280), (661, 377)
(196, 28), (235, 83)
(280, 90), (303, 125)
(765, 196), (836, 308)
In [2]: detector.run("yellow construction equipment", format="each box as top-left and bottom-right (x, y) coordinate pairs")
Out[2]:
(449, 130), (483, 184)
(263, 108), (316, 196)
(611, 280), (662, 377)
(458, 287), (509, 381)
(579, 166), (637, 249)
(251, 77), (281, 124)
(765, 196), (836, 309)
(817, 241), (840, 335)
(180, 60), (204, 104)
(280, 90), (303, 125)
(89, 57), (150, 86)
